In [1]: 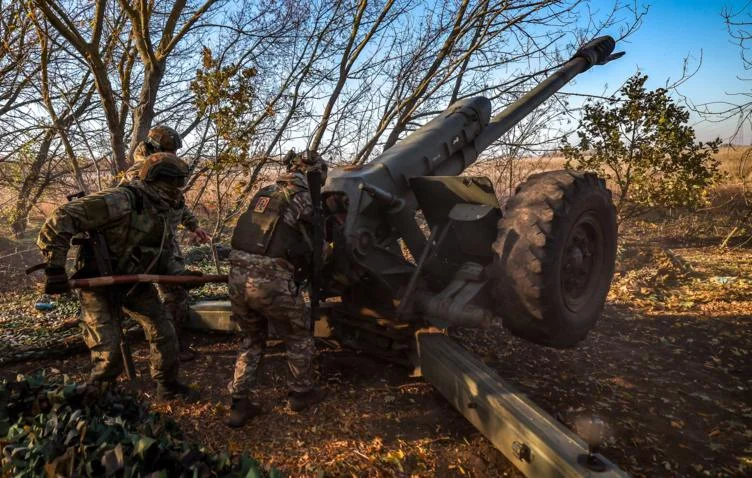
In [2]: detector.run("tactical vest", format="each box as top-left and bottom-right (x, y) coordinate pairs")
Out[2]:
(74, 186), (173, 276)
(231, 184), (302, 261)
(117, 186), (174, 274)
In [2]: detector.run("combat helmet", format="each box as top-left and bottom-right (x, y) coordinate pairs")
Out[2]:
(146, 125), (182, 152)
(138, 152), (189, 183)
(283, 149), (328, 181)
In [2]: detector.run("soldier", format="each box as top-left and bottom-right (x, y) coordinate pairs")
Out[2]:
(124, 126), (210, 361)
(37, 152), (198, 400)
(226, 150), (327, 427)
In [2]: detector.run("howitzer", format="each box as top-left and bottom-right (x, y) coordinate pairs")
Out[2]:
(319, 35), (621, 350)
(193, 35), (626, 477)
(310, 36), (626, 476)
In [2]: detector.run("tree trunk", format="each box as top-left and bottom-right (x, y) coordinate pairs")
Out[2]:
(10, 129), (55, 237)
(89, 55), (128, 173)
(128, 63), (166, 160)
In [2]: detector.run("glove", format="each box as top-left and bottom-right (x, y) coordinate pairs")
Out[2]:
(192, 228), (211, 244)
(44, 266), (70, 295)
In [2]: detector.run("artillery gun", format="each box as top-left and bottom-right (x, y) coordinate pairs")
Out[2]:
(191, 35), (627, 476)
(319, 36), (620, 356)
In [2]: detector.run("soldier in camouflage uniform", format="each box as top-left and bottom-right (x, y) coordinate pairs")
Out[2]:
(37, 153), (198, 400)
(226, 150), (327, 427)
(124, 126), (210, 361)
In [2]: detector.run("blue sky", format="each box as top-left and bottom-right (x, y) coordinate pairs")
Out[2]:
(568, 0), (750, 143)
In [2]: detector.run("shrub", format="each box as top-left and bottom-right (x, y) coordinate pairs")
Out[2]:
(562, 73), (722, 220)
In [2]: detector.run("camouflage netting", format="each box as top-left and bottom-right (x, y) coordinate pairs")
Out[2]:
(0, 373), (280, 477)
(182, 244), (231, 264)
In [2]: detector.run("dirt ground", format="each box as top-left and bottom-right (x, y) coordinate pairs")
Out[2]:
(1, 213), (750, 477)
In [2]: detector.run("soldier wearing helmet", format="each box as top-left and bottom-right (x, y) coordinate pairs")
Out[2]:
(121, 126), (182, 182)
(147, 125), (183, 152)
(283, 149), (328, 179)
(225, 149), (327, 427)
(37, 152), (199, 400)
(122, 126), (210, 362)
(123, 125), (186, 181)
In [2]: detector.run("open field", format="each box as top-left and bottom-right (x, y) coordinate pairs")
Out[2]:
(4, 145), (749, 231)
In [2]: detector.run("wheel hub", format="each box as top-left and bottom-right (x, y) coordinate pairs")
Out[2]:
(561, 213), (604, 312)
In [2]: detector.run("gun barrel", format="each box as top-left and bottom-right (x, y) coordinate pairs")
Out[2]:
(475, 36), (616, 153)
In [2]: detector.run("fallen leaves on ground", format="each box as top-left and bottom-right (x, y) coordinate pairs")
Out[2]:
(0, 220), (749, 477)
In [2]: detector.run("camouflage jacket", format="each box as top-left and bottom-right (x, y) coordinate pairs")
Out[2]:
(277, 171), (314, 233)
(167, 200), (199, 235)
(37, 181), (183, 275)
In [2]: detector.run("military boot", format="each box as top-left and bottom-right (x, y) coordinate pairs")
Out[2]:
(157, 381), (200, 402)
(226, 397), (262, 428)
(289, 388), (326, 412)
(179, 342), (197, 363)
(77, 379), (114, 401)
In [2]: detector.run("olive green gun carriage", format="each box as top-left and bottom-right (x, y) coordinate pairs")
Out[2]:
(319, 36), (621, 356)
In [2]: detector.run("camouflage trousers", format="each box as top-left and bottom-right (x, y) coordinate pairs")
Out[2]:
(158, 283), (190, 349)
(228, 249), (314, 398)
(79, 283), (179, 384)
(158, 245), (190, 350)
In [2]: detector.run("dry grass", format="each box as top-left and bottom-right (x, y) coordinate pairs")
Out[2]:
(2, 145), (748, 230)
(716, 145), (752, 175)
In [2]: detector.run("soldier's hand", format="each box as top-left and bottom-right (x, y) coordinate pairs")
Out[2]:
(44, 266), (70, 295)
(193, 228), (211, 244)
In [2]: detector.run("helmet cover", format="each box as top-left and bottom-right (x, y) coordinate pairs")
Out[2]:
(138, 152), (189, 182)
(146, 125), (182, 152)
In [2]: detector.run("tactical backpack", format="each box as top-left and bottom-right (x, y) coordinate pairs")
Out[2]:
(231, 184), (304, 262)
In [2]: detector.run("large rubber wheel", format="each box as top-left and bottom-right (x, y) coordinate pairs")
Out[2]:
(491, 170), (617, 348)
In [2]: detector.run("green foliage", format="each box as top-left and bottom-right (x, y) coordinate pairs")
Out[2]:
(0, 373), (279, 477)
(191, 47), (259, 168)
(562, 73), (722, 219)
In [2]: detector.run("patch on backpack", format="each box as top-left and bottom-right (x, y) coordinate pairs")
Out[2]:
(254, 196), (271, 213)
